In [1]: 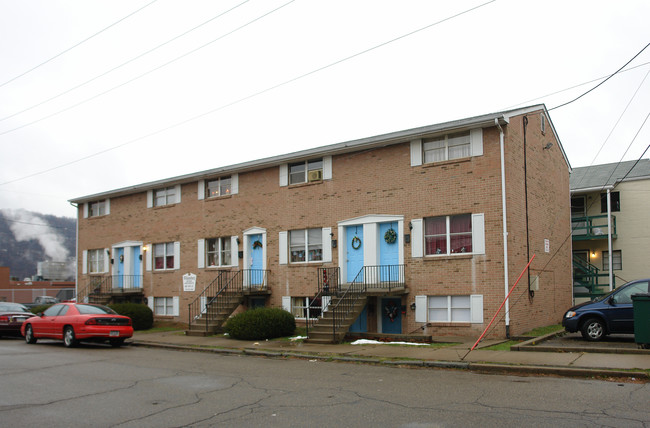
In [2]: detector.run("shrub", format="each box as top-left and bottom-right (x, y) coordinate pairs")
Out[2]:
(30, 304), (53, 314)
(224, 307), (295, 340)
(108, 303), (153, 331)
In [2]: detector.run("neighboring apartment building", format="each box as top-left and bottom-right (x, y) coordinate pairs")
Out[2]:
(570, 159), (650, 300)
(70, 105), (572, 340)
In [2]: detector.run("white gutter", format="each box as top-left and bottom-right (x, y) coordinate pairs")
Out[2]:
(570, 185), (615, 194)
(607, 189), (613, 291)
(495, 118), (510, 333)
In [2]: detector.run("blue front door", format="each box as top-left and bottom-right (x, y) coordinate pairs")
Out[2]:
(115, 248), (124, 288)
(379, 223), (399, 282)
(346, 226), (364, 283)
(381, 298), (402, 334)
(349, 304), (368, 333)
(250, 234), (263, 285)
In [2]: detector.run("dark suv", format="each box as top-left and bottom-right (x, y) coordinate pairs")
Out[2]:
(562, 279), (650, 341)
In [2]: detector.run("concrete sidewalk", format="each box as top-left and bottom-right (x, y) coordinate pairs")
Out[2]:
(130, 330), (650, 381)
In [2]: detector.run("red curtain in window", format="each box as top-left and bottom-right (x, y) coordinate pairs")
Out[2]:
(450, 214), (472, 253)
(425, 217), (447, 255)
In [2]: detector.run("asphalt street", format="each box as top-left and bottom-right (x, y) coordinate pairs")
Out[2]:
(2, 338), (650, 427)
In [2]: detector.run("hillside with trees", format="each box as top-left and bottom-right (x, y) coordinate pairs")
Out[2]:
(0, 209), (76, 280)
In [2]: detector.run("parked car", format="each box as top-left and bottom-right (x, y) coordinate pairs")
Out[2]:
(21, 303), (133, 348)
(562, 279), (650, 341)
(33, 296), (59, 305)
(0, 302), (35, 337)
(23, 296), (60, 309)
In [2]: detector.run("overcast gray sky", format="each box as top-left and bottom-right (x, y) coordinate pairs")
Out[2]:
(1, 0), (649, 219)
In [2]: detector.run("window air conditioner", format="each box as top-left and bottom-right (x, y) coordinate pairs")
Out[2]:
(307, 170), (322, 182)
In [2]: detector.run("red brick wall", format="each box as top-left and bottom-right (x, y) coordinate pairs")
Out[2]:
(76, 111), (571, 337)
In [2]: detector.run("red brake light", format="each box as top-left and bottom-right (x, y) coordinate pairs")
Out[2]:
(127, 318), (132, 326)
(0, 316), (9, 322)
(85, 318), (98, 325)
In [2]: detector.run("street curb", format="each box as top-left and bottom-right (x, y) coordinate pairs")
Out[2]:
(510, 331), (562, 351)
(468, 362), (649, 380)
(511, 331), (650, 355)
(130, 340), (646, 380)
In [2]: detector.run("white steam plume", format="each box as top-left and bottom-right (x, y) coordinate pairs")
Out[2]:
(4, 209), (69, 261)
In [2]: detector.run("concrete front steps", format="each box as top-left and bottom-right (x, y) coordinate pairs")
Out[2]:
(306, 296), (367, 344)
(185, 295), (242, 337)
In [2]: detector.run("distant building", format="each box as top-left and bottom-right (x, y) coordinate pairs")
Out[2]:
(36, 260), (74, 281)
(70, 105), (572, 340)
(0, 266), (75, 303)
(570, 159), (650, 300)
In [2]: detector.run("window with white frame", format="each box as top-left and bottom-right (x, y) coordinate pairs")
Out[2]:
(154, 297), (174, 316)
(87, 249), (105, 274)
(88, 200), (107, 217)
(428, 296), (471, 323)
(289, 297), (321, 319)
(206, 237), (232, 267)
(602, 250), (622, 271)
(423, 131), (471, 163)
(154, 187), (177, 206)
(289, 159), (323, 184)
(290, 229), (323, 263)
(153, 242), (175, 270)
(206, 176), (232, 198)
(424, 214), (472, 255)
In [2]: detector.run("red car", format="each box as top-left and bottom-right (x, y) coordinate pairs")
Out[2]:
(21, 303), (133, 348)
(0, 302), (35, 337)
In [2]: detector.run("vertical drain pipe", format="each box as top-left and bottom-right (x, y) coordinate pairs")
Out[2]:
(495, 118), (510, 338)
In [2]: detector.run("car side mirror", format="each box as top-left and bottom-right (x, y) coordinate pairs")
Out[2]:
(608, 296), (616, 305)
(37, 312), (44, 317)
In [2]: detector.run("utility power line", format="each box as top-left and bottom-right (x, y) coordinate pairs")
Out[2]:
(0, 0), (496, 186)
(0, 0), (159, 89)
(0, 0), (296, 137)
(548, 42), (650, 111)
(0, 0), (251, 124)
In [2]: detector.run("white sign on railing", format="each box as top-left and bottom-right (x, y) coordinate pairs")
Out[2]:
(183, 273), (197, 292)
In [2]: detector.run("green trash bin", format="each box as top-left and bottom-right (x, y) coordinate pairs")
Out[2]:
(632, 293), (650, 348)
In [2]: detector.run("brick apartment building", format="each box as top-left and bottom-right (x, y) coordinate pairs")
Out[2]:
(70, 105), (572, 340)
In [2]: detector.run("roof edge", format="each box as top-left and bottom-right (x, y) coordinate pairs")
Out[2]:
(69, 105), (549, 204)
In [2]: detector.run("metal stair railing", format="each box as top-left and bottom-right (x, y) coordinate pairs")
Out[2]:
(572, 257), (615, 298)
(305, 268), (339, 338)
(78, 275), (106, 303)
(187, 270), (228, 333)
(331, 267), (367, 341)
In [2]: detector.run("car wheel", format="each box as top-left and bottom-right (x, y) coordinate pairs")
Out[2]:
(24, 325), (37, 344)
(63, 326), (78, 348)
(109, 338), (125, 348)
(581, 318), (606, 341)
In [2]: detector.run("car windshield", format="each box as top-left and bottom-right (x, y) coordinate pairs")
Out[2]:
(75, 304), (117, 315)
(0, 302), (29, 312)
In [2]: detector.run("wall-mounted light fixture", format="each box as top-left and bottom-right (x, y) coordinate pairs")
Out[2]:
(543, 142), (553, 150)
(408, 221), (413, 231)
(410, 302), (416, 311)
(591, 251), (596, 258)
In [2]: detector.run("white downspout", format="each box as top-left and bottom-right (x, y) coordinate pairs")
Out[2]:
(607, 189), (613, 291)
(495, 118), (510, 335)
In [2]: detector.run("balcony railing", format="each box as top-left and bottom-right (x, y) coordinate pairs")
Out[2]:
(79, 275), (144, 303)
(571, 215), (616, 240)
